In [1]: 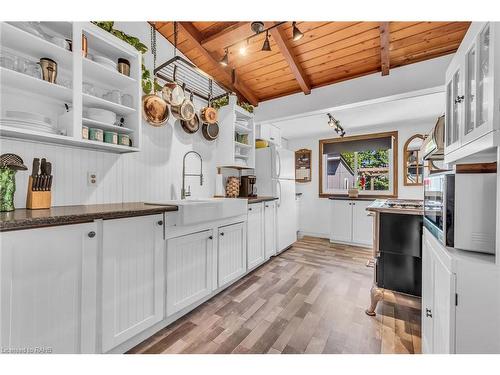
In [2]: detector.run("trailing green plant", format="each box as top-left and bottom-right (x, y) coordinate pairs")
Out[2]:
(212, 95), (254, 114)
(92, 21), (161, 94)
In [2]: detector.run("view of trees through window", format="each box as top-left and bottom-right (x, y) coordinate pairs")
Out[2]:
(326, 149), (390, 191)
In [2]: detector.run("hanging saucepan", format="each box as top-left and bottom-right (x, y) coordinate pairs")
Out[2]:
(161, 65), (184, 106)
(200, 95), (218, 124)
(171, 85), (195, 121)
(202, 120), (219, 141)
(180, 92), (200, 134)
(142, 80), (170, 127)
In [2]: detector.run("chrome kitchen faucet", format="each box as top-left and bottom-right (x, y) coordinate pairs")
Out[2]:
(181, 151), (203, 199)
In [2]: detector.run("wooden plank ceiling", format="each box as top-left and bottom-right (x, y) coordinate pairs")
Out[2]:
(153, 21), (470, 106)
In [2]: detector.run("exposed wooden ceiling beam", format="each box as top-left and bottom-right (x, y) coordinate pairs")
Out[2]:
(176, 22), (259, 106)
(379, 22), (390, 76)
(269, 24), (311, 95)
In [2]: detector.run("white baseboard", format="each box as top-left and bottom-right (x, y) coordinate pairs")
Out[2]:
(298, 231), (330, 239)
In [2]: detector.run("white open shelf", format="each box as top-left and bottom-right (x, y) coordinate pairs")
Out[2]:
(82, 57), (137, 90)
(235, 122), (252, 134)
(0, 67), (73, 102)
(82, 118), (134, 133)
(0, 22), (142, 154)
(2, 22), (73, 70)
(235, 141), (252, 149)
(0, 124), (138, 153)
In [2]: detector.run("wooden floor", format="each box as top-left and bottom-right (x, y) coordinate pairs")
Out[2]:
(128, 236), (421, 354)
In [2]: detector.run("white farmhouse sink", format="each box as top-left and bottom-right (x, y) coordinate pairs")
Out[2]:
(146, 198), (247, 226)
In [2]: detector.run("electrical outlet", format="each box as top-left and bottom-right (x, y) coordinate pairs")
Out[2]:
(88, 172), (98, 186)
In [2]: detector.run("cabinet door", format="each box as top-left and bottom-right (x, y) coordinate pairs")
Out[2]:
(0, 223), (98, 353)
(247, 204), (265, 270)
(432, 254), (456, 354)
(330, 200), (353, 243)
(445, 65), (463, 152)
(218, 222), (246, 288)
(166, 230), (215, 317)
(475, 24), (493, 136)
(259, 124), (272, 142)
(351, 201), (373, 247)
(102, 215), (164, 352)
(421, 235), (435, 354)
(463, 42), (477, 141)
(264, 201), (277, 259)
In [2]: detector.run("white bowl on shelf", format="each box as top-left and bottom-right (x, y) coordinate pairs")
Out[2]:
(85, 108), (116, 124)
(94, 55), (116, 70)
(5, 111), (52, 125)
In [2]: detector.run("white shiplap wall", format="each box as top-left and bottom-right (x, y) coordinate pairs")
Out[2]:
(0, 22), (217, 209)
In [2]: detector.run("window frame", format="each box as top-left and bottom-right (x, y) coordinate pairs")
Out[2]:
(318, 131), (399, 198)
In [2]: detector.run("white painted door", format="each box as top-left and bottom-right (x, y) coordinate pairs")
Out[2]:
(218, 222), (246, 288)
(247, 203), (265, 270)
(421, 235), (435, 354)
(330, 199), (353, 243)
(166, 229), (215, 317)
(102, 214), (165, 352)
(0, 223), (98, 353)
(432, 253), (456, 354)
(264, 201), (277, 259)
(351, 201), (374, 247)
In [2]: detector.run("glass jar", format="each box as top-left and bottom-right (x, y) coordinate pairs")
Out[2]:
(0, 167), (16, 212)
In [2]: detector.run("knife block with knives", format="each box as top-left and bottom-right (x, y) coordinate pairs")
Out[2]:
(26, 157), (52, 209)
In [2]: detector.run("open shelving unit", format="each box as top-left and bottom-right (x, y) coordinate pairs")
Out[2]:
(0, 22), (142, 154)
(216, 95), (255, 169)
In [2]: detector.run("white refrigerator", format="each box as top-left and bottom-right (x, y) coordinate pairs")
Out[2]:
(255, 146), (297, 253)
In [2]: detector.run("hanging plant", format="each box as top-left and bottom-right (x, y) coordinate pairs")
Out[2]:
(92, 21), (161, 94)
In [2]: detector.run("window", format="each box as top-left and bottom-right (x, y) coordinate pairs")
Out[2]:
(319, 131), (398, 197)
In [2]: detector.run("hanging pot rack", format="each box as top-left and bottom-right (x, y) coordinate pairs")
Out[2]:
(154, 22), (232, 103)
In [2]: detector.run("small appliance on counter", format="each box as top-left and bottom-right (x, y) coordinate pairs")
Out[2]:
(424, 165), (497, 254)
(0, 154), (28, 212)
(26, 157), (54, 209)
(239, 175), (257, 198)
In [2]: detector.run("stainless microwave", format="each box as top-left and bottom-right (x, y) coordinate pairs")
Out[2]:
(424, 170), (496, 254)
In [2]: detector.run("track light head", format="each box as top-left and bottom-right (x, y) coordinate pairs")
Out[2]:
(261, 31), (272, 51)
(251, 21), (265, 34)
(220, 49), (229, 66)
(292, 21), (304, 41)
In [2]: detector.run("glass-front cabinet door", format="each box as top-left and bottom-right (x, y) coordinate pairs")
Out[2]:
(464, 44), (476, 138)
(476, 24), (492, 132)
(445, 66), (462, 152)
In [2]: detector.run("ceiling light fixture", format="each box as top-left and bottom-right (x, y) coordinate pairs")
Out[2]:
(292, 21), (304, 41)
(261, 31), (271, 51)
(220, 49), (229, 66)
(239, 39), (249, 55)
(251, 21), (265, 34)
(327, 113), (345, 137)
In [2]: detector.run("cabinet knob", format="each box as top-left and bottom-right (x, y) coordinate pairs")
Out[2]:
(425, 308), (433, 318)
(265, 205), (269, 207)
(454, 95), (464, 104)
(220, 232), (225, 236)
(208, 235), (213, 240)
(248, 207), (252, 211)
(88, 231), (96, 238)
(157, 220), (163, 226)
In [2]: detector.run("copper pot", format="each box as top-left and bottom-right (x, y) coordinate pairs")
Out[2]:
(142, 90), (170, 127)
(171, 86), (195, 121)
(200, 96), (218, 124)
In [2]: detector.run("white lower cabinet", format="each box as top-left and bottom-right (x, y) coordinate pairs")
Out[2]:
(264, 201), (277, 259)
(101, 215), (165, 352)
(247, 204), (265, 270)
(0, 223), (98, 353)
(218, 222), (246, 288)
(166, 230), (216, 317)
(330, 199), (373, 247)
(422, 227), (500, 353)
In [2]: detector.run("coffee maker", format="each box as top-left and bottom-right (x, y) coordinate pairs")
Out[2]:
(240, 175), (257, 197)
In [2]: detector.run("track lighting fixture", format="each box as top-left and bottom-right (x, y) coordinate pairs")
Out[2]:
(220, 49), (229, 66)
(251, 21), (265, 34)
(261, 31), (271, 51)
(327, 113), (345, 137)
(239, 39), (249, 55)
(292, 21), (304, 41)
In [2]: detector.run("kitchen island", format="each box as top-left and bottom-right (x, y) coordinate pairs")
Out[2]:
(365, 199), (423, 316)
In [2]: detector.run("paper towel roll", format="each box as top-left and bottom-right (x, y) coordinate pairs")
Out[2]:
(215, 173), (225, 197)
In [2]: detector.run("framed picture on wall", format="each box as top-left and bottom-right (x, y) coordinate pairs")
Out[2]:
(295, 149), (312, 183)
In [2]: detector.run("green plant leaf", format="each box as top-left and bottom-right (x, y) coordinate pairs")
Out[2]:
(142, 79), (152, 94)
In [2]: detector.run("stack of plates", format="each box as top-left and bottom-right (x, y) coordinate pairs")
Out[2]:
(85, 108), (116, 124)
(94, 55), (117, 70)
(1, 111), (58, 134)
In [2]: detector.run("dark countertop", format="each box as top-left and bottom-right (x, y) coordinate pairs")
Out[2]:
(245, 196), (278, 204)
(366, 200), (423, 216)
(328, 196), (376, 201)
(0, 202), (178, 232)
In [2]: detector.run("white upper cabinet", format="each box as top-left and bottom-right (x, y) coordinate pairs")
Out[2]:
(0, 223), (98, 353)
(101, 214), (165, 352)
(445, 22), (499, 163)
(257, 123), (282, 148)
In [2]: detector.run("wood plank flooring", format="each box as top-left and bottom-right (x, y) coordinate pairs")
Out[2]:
(128, 236), (421, 354)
